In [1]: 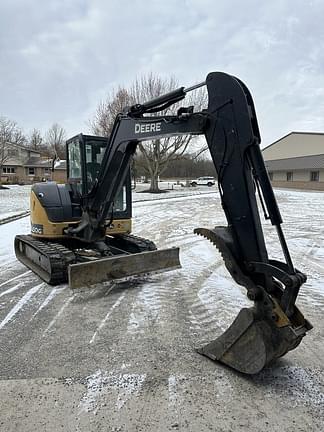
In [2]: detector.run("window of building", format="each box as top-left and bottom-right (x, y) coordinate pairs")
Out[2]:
(28, 167), (35, 175)
(286, 172), (293, 181)
(268, 171), (273, 181)
(310, 171), (319, 182)
(2, 166), (15, 174)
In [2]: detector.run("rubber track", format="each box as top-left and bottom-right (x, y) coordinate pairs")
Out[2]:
(15, 235), (75, 285)
(15, 233), (157, 286)
(111, 233), (157, 252)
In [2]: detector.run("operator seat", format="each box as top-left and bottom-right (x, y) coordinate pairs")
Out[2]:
(86, 162), (101, 191)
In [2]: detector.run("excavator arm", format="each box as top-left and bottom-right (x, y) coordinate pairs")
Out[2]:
(67, 72), (312, 373)
(68, 106), (206, 242)
(195, 73), (312, 373)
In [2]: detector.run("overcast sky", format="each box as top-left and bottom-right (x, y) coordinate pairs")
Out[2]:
(1, 0), (324, 146)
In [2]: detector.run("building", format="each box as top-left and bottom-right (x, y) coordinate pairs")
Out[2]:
(52, 159), (67, 183)
(262, 132), (324, 190)
(1, 142), (51, 184)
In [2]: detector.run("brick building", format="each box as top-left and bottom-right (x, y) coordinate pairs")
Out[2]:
(1, 143), (50, 184)
(1, 142), (66, 184)
(52, 160), (67, 183)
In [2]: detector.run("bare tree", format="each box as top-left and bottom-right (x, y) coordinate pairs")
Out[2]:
(90, 73), (207, 192)
(0, 117), (26, 185)
(29, 128), (43, 150)
(45, 123), (66, 158)
(90, 88), (132, 137)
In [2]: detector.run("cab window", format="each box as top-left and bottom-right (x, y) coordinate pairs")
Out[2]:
(114, 186), (127, 212)
(68, 141), (82, 194)
(85, 141), (106, 193)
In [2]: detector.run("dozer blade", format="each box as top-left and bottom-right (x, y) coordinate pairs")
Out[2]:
(68, 247), (180, 289)
(195, 226), (312, 374)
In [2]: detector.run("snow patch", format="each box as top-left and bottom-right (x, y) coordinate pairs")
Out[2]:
(0, 185), (31, 218)
(78, 370), (146, 414)
(127, 284), (162, 334)
(254, 366), (324, 408)
(197, 271), (249, 331)
(0, 217), (30, 264)
(168, 374), (185, 408)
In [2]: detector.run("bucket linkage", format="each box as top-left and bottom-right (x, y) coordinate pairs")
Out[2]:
(194, 226), (312, 374)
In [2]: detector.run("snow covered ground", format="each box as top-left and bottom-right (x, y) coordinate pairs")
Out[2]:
(0, 182), (214, 219)
(0, 184), (31, 219)
(0, 187), (323, 431)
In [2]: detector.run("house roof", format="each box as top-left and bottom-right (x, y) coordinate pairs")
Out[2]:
(6, 141), (41, 155)
(4, 157), (67, 170)
(24, 157), (52, 168)
(265, 154), (324, 171)
(53, 160), (67, 170)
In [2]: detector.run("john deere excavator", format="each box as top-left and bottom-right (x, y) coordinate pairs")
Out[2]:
(15, 133), (180, 287)
(15, 72), (312, 374)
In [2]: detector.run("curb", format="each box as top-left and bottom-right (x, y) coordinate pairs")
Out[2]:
(0, 211), (30, 225)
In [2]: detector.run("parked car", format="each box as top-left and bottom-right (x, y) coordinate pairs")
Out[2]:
(190, 176), (216, 187)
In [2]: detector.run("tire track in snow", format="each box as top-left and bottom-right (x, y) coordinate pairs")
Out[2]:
(43, 294), (75, 334)
(0, 281), (25, 299)
(126, 276), (169, 335)
(0, 282), (44, 330)
(89, 291), (126, 344)
(125, 225), (234, 341)
(126, 260), (223, 342)
(164, 244), (249, 346)
(31, 286), (65, 320)
(0, 270), (31, 289)
(173, 264), (224, 342)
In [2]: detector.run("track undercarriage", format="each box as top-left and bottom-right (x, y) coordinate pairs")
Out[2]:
(15, 234), (180, 288)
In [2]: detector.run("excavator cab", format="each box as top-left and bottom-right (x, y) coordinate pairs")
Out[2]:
(66, 134), (131, 220)
(19, 134), (132, 241)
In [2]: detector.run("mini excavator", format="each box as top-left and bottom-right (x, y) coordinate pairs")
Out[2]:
(15, 72), (312, 374)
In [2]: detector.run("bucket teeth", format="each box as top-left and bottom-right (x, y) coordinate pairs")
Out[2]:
(194, 226), (254, 289)
(194, 227), (221, 247)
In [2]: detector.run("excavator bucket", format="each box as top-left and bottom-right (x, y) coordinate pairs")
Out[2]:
(197, 305), (311, 374)
(68, 247), (181, 289)
(195, 227), (312, 374)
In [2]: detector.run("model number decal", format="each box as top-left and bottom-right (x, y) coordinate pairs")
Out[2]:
(31, 224), (43, 234)
(135, 122), (161, 134)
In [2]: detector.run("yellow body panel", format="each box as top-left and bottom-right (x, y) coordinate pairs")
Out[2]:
(30, 190), (132, 239)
